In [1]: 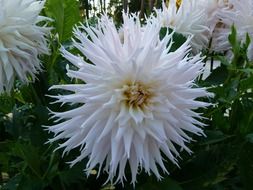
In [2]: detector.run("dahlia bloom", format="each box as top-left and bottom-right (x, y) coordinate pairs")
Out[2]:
(199, 0), (229, 34)
(48, 14), (211, 184)
(155, 0), (210, 53)
(211, 0), (253, 57)
(0, 0), (51, 93)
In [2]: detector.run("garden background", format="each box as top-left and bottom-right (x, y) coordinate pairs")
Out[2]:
(1, 0), (253, 189)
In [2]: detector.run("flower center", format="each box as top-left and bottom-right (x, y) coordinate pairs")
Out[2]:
(176, 0), (182, 8)
(123, 82), (152, 108)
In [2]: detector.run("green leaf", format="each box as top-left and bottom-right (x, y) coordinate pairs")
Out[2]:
(246, 133), (253, 143)
(216, 55), (230, 66)
(205, 65), (229, 85)
(0, 94), (14, 114)
(11, 143), (42, 179)
(200, 130), (232, 145)
(238, 68), (253, 74)
(45, 0), (80, 42)
(158, 178), (183, 190)
(17, 175), (45, 190)
(179, 143), (238, 189)
(230, 98), (253, 134)
(228, 25), (240, 54)
(238, 142), (253, 190)
(137, 177), (183, 190)
(2, 174), (21, 190)
(58, 164), (85, 186)
(243, 33), (251, 52)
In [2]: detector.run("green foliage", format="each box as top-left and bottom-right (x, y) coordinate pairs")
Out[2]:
(45, 0), (80, 42)
(1, 3), (253, 190)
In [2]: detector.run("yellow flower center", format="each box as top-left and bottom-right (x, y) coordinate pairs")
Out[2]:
(123, 82), (152, 108)
(176, 0), (182, 8)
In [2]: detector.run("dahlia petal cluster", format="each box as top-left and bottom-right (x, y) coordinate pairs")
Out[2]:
(48, 14), (211, 184)
(155, 0), (210, 53)
(0, 0), (51, 93)
(211, 0), (253, 59)
(199, 0), (229, 35)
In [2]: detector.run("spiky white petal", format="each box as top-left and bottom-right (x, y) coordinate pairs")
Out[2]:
(155, 0), (210, 53)
(47, 14), (211, 185)
(0, 0), (51, 93)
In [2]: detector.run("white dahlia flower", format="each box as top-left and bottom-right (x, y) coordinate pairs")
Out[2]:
(47, 14), (211, 185)
(155, 0), (210, 53)
(198, 0), (229, 34)
(0, 0), (51, 93)
(211, 0), (253, 56)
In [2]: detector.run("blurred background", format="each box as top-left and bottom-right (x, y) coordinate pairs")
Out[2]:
(1, 0), (253, 190)
(79, 0), (164, 21)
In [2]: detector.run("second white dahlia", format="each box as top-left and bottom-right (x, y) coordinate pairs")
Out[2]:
(0, 0), (51, 93)
(155, 0), (210, 53)
(48, 14), (211, 184)
(211, 0), (253, 56)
